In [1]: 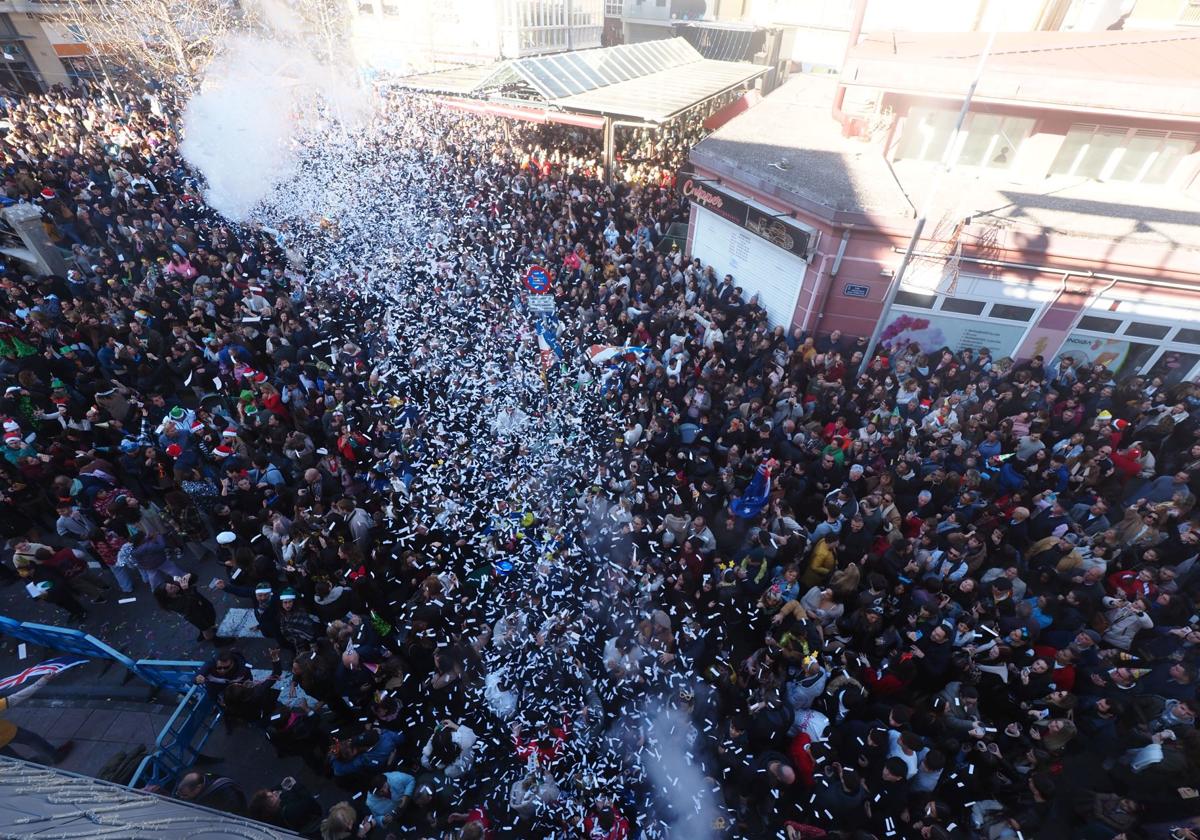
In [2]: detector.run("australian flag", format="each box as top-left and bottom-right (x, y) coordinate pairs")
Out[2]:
(731, 459), (775, 519)
(0, 655), (87, 691)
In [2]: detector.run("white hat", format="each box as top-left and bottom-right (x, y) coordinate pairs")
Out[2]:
(216, 531), (237, 545)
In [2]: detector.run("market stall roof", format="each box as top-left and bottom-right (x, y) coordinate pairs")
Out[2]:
(389, 38), (767, 124)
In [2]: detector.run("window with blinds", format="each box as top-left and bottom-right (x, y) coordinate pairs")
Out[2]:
(1050, 124), (1199, 185)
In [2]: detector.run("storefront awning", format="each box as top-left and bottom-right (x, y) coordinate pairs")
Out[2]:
(703, 89), (761, 131)
(438, 97), (606, 130)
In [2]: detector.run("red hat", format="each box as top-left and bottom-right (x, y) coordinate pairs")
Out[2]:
(1112, 419), (1129, 431)
(190, 421), (205, 433)
(213, 444), (233, 458)
(39, 187), (55, 200)
(165, 443), (183, 458)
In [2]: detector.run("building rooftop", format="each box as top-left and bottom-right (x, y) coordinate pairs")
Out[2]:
(690, 74), (910, 219)
(692, 74), (1200, 251)
(843, 30), (1200, 121)
(390, 37), (767, 123)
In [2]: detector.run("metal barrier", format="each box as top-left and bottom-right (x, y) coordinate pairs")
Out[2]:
(133, 660), (207, 695)
(0, 615), (137, 669)
(0, 615), (202, 693)
(1, 614), (214, 792)
(127, 685), (223, 791)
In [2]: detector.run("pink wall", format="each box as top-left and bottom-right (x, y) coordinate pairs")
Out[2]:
(687, 164), (1200, 358)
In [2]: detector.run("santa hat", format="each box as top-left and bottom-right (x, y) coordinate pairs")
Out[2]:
(213, 444), (233, 458)
(4, 432), (21, 443)
(2, 420), (18, 433)
(279, 587), (297, 601)
(39, 187), (55, 200)
(190, 421), (205, 434)
(165, 443), (183, 458)
(169, 406), (186, 420)
(1112, 419), (1129, 432)
(255, 583), (272, 595)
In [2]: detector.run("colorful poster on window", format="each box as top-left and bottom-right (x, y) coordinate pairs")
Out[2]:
(1055, 335), (1132, 372)
(880, 310), (1026, 357)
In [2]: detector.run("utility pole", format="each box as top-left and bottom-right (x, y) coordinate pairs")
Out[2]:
(857, 28), (997, 377)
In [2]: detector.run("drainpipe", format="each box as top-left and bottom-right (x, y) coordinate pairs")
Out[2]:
(802, 228), (851, 334)
(893, 248), (1200, 294)
(1012, 269), (1073, 358)
(831, 0), (869, 122)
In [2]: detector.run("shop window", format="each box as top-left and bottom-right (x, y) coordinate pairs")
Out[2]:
(988, 303), (1036, 321)
(1076, 315), (1122, 333)
(1124, 322), (1171, 340)
(1147, 351), (1200, 385)
(1124, 343), (1157, 375)
(895, 290), (936, 309)
(940, 297), (986, 315)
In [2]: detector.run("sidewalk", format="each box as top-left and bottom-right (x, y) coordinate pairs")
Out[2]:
(4, 695), (340, 812)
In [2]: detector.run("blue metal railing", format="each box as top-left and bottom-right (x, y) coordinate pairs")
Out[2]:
(0, 615), (202, 692)
(128, 685), (223, 791)
(1, 614), (213, 791)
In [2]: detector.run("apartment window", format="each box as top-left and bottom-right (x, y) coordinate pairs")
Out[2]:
(1176, 328), (1200, 345)
(357, 1), (375, 14)
(896, 108), (958, 163)
(1051, 124), (1199, 184)
(380, 1), (400, 14)
(896, 107), (1032, 170)
(955, 113), (1034, 169)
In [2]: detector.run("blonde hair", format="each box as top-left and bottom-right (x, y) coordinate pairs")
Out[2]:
(320, 801), (356, 840)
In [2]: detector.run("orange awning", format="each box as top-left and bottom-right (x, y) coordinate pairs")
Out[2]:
(703, 89), (761, 131)
(53, 43), (95, 58)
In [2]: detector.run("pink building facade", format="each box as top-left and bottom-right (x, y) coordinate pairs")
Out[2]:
(685, 30), (1200, 385)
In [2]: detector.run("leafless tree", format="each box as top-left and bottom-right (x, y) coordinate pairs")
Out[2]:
(63, 0), (352, 92)
(63, 0), (241, 92)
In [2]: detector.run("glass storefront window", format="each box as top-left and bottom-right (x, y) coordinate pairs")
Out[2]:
(1146, 351), (1200, 385)
(1056, 334), (1154, 376)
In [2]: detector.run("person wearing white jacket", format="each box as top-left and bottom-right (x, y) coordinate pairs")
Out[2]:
(421, 720), (477, 779)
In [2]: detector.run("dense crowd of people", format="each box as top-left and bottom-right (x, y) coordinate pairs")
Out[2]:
(0, 77), (1197, 840)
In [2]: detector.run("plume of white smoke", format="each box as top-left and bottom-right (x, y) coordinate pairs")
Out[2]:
(637, 702), (720, 839)
(181, 3), (370, 221)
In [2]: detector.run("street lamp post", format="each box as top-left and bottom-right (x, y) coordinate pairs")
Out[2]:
(857, 29), (997, 377)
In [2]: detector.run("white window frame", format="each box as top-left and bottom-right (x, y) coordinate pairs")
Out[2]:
(1066, 305), (1200, 382)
